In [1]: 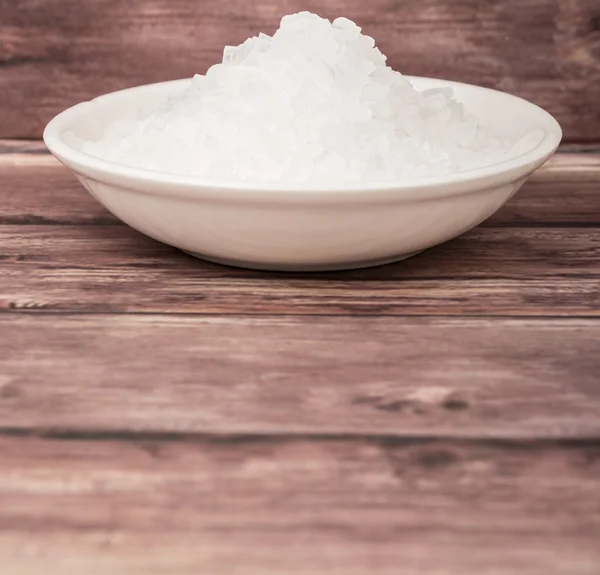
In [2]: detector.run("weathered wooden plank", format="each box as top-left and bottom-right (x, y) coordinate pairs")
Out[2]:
(1, 152), (599, 227)
(1, 0), (599, 140)
(0, 154), (117, 225)
(0, 435), (598, 575)
(1, 315), (599, 437)
(0, 140), (48, 155)
(1, 224), (599, 315)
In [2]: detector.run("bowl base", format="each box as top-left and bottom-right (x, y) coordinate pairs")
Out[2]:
(181, 250), (425, 272)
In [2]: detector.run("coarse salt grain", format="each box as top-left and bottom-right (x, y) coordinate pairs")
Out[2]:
(82, 12), (525, 184)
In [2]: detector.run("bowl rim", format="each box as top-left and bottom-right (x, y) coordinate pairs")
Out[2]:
(43, 76), (563, 200)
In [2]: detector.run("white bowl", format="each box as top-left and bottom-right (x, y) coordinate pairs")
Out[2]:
(43, 77), (562, 271)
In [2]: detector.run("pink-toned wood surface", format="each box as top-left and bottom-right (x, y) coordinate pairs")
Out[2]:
(1, 0), (599, 141)
(0, 147), (599, 572)
(0, 435), (598, 575)
(2, 0), (600, 569)
(1, 153), (599, 318)
(1, 312), (600, 438)
(0, 146), (599, 573)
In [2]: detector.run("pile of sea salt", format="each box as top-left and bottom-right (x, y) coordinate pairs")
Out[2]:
(83, 12), (528, 184)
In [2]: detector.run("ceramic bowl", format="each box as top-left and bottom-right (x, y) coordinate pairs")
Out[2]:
(43, 77), (562, 271)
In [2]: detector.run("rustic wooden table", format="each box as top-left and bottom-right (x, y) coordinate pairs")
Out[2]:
(0, 142), (599, 574)
(2, 0), (600, 572)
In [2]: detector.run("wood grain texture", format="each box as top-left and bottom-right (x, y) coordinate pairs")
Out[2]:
(1, 314), (599, 438)
(0, 140), (48, 154)
(1, 0), (599, 140)
(0, 435), (598, 575)
(1, 154), (599, 316)
(0, 154), (118, 225)
(1, 152), (599, 227)
(1, 224), (599, 315)
(0, 144), (599, 573)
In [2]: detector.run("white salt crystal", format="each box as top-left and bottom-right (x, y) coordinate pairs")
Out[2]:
(83, 12), (532, 184)
(222, 46), (237, 63)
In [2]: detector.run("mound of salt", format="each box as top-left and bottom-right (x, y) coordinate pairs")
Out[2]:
(83, 12), (521, 184)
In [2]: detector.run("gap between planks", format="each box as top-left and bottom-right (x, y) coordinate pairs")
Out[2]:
(0, 425), (599, 446)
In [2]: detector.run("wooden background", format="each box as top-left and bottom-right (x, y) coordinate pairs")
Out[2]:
(1, 0), (599, 141)
(1, 1), (600, 573)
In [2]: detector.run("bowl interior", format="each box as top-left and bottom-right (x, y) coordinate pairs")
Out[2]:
(57, 77), (560, 155)
(44, 76), (562, 200)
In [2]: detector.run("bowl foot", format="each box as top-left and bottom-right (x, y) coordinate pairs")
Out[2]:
(181, 250), (425, 272)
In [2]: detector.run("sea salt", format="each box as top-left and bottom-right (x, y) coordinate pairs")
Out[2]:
(83, 12), (520, 184)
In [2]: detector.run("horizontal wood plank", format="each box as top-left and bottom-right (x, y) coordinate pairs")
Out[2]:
(0, 140), (48, 155)
(0, 435), (598, 574)
(1, 154), (599, 318)
(1, 0), (599, 140)
(0, 154), (118, 225)
(1, 315), (599, 438)
(1, 223), (599, 315)
(1, 153), (599, 227)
